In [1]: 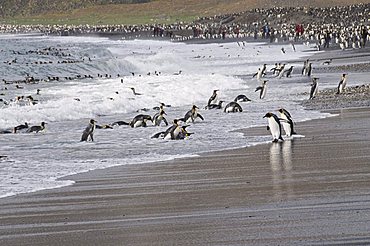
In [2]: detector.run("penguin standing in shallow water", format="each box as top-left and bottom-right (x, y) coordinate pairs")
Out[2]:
(309, 77), (319, 100)
(181, 105), (204, 123)
(153, 108), (168, 126)
(207, 90), (219, 106)
(263, 113), (284, 143)
(255, 80), (268, 99)
(278, 108), (296, 137)
(337, 74), (347, 94)
(81, 119), (96, 141)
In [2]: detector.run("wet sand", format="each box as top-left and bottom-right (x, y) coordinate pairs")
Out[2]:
(1, 107), (370, 245)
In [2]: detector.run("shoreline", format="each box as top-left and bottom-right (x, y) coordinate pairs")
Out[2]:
(1, 107), (370, 245)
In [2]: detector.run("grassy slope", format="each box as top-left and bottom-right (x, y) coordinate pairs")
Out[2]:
(2, 0), (369, 25)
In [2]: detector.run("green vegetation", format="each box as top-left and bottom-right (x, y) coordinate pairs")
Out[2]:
(1, 0), (368, 25)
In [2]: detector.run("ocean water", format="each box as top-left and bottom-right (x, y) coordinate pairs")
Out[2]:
(0, 34), (330, 198)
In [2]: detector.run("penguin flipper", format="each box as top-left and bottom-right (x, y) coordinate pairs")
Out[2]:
(255, 86), (262, 92)
(163, 118), (169, 126)
(197, 114), (204, 121)
(266, 126), (270, 131)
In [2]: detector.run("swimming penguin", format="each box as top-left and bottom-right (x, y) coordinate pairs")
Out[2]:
(153, 102), (171, 110)
(337, 74), (347, 94)
(111, 120), (130, 126)
(13, 122), (29, 133)
(263, 112), (284, 143)
(278, 108), (296, 137)
(255, 80), (268, 99)
(95, 124), (113, 129)
(234, 95), (251, 102)
(26, 122), (47, 133)
(207, 89), (219, 106)
(224, 101), (243, 113)
(129, 114), (153, 128)
(205, 100), (224, 109)
(81, 119), (96, 141)
(309, 77), (319, 100)
(130, 87), (142, 96)
(153, 109), (168, 126)
(163, 119), (182, 140)
(181, 105), (204, 123)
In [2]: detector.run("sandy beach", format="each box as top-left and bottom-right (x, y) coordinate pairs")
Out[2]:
(1, 43), (370, 245)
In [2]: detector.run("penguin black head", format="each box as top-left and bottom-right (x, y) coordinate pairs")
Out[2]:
(278, 108), (283, 113)
(41, 122), (47, 127)
(173, 119), (178, 125)
(263, 112), (273, 118)
(89, 119), (96, 124)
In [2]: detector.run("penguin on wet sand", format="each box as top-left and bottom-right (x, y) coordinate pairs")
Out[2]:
(337, 74), (347, 94)
(263, 113), (284, 143)
(255, 80), (268, 99)
(309, 77), (319, 100)
(81, 119), (96, 141)
(181, 105), (204, 123)
(224, 101), (243, 113)
(278, 108), (296, 137)
(26, 122), (47, 133)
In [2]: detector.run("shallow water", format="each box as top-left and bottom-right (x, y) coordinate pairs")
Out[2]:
(0, 34), (330, 198)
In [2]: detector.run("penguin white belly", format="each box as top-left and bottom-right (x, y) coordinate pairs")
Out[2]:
(261, 87), (267, 99)
(133, 120), (143, 128)
(282, 122), (292, 137)
(268, 118), (281, 140)
(224, 106), (233, 113)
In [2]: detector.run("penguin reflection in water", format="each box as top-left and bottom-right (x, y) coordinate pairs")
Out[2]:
(81, 119), (96, 142)
(263, 113), (284, 143)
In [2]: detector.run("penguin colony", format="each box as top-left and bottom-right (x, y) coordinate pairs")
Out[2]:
(1, 43), (352, 144)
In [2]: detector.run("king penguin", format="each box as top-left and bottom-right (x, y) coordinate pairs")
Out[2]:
(163, 119), (182, 140)
(181, 105), (204, 123)
(224, 101), (243, 113)
(207, 89), (219, 106)
(309, 77), (319, 100)
(129, 114), (153, 128)
(26, 122), (47, 133)
(234, 95), (251, 102)
(263, 112), (284, 143)
(278, 108), (296, 137)
(337, 74), (347, 94)
(81, 119), (96, 141)
(255, 80), (268, 99)
(153, 108), (168, 126)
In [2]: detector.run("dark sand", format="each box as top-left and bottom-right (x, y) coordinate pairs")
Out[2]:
(1, 107), (370, 245)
